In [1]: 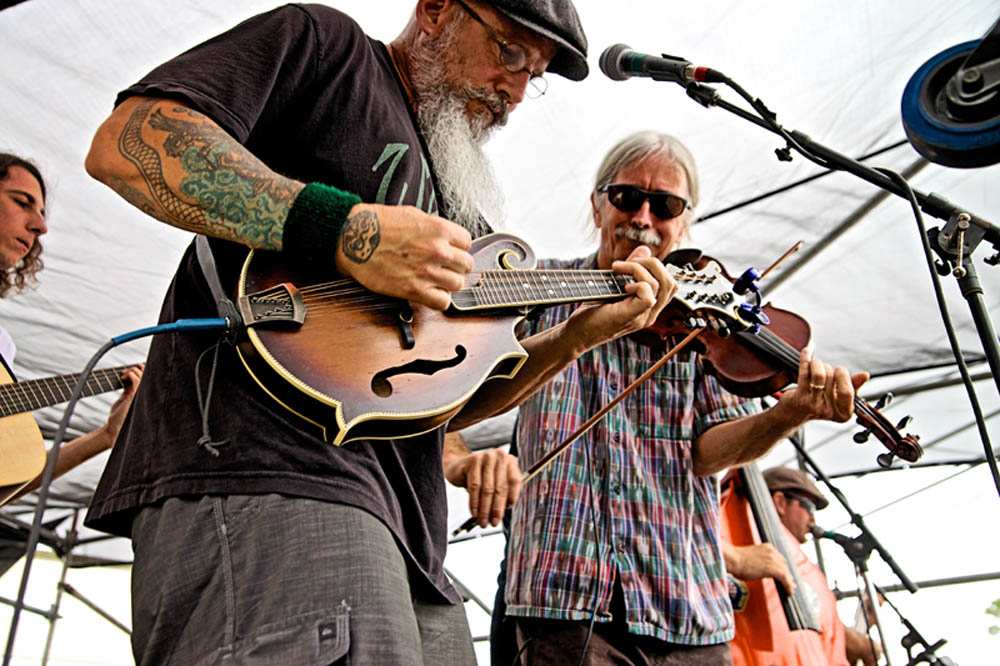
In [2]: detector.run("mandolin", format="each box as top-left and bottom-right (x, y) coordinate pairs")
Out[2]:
(0, 364), (130, 503)
(235, 233), (746, 445)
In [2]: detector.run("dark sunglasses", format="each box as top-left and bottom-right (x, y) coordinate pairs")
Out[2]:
(784, 492), (817, 514)
(598, 184), (691, 220)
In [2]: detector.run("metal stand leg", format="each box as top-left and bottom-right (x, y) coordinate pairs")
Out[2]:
(855, 561), (892, 665)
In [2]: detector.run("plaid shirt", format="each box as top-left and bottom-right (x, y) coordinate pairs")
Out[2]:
(505, 254), (761, 645)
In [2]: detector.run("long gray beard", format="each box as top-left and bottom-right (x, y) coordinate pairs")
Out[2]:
(410, 35), (505, 237)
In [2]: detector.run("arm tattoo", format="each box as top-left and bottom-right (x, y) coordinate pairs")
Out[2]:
(341, 210), (380, 264)
(117, 100), (299, 249)
(106, 175), (161, 219)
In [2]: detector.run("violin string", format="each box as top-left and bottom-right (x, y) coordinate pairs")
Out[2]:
(752, 328), (882, 421)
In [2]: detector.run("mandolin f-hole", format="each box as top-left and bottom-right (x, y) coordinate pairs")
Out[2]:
(370, 346), (468, 398)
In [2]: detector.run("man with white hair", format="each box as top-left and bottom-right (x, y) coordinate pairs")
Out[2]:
(83, 2), (677, 663)
(499, 131), (869, 664)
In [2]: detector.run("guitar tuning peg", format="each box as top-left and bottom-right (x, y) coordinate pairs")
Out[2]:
(896, 415), (913, 430)
(876, 453), (896, 469)
(686, 317), (700, 329)
(875, 392), (894, 409)
(853, 429), (871, 444)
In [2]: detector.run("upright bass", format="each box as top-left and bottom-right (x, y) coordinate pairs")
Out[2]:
(720, 463), (831, 665)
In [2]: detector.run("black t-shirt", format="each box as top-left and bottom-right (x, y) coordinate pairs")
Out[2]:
(86, 4), (458, 602)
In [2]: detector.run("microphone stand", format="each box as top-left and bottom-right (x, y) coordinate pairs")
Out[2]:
(787, 433), (910, 665)
(678, 76), (1000, 499)
(876, 586), (958, 665)
(681, 81), (1000, 397)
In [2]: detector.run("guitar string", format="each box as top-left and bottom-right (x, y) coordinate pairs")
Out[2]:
(1, 369), (123, 414)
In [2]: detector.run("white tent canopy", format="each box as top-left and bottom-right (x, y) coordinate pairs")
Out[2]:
(2, 1), (999, 663)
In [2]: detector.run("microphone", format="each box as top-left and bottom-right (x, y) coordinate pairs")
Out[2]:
(810, 524), (858, 550)
(599, 44), (726, 84)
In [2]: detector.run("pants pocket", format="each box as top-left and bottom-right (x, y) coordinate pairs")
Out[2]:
(222, 603), (350, 665)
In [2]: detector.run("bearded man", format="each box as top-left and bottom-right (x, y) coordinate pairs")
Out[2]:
(83, 2), (678, 664)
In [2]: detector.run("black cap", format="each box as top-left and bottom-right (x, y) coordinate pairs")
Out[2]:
(763, 466), (830, 510)
(487, 0), (589, 81)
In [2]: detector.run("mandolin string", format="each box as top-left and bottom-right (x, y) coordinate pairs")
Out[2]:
(296, 270), (631, 298)
(299, 271), (633, 312)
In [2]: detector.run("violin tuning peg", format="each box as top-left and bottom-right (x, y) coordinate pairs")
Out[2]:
(875, 392), (894, 409)
(876, 453), (896, 469)
(732, 267), (762, 296)
(853, 429), (871, 444)
(896, 415), (913, 430)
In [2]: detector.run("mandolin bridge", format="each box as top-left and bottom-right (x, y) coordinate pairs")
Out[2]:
(239, 282), (306, 328)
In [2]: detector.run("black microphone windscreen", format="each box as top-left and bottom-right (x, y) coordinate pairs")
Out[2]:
(600, 44), (632, 81)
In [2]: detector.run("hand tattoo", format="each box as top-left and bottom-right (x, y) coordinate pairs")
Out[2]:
(341, 210), (381, 264)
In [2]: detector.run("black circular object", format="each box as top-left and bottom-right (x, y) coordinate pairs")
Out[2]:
(901, 40), (1000, 168)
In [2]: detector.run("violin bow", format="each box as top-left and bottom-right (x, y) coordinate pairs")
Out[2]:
(452, 243), (804, 536)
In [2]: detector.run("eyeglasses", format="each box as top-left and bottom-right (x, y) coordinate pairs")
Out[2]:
(785, 493), (817, 515)
(452, 0), (548, 98)
(598, 184), (692, 221)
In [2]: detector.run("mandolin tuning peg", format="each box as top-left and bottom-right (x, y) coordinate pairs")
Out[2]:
(876, 453), (896, 469)
(853, 429), (871, 444)
(875, 392), (894, 409)
(896, 415), (913, 430)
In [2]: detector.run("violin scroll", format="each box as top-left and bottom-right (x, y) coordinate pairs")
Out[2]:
(853, 396), (923, 465)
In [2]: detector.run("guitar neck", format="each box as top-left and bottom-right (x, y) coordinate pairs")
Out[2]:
(0, 366), (128, 417)
(451, 269), (634, 311)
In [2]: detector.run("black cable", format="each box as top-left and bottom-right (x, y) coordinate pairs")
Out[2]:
(509, 636), (533, 666)
(877, 168), (1000, 498)
(2, 318), (228, 664)
(194, 340), (230, 456)
(712, 71), (1000, 498)
(718, 76), (835, 173)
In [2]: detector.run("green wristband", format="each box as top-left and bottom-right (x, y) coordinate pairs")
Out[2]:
(282, 182), (362, 264)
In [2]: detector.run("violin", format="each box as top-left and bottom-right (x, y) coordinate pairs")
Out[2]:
(647, 249), (923, 466)
(453, 247), (923, 536)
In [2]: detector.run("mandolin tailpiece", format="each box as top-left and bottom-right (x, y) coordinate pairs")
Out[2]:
(239, 282), (306, 328)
